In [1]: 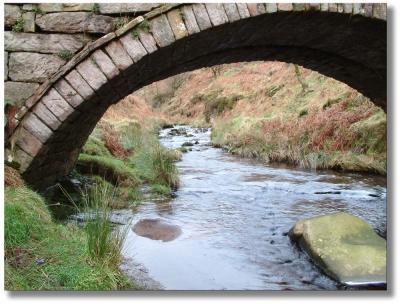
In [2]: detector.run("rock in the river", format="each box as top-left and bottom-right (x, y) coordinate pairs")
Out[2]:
(289, 212), (386, 286)
(182, 141), (194, 147)
(133, 218), (182, 242)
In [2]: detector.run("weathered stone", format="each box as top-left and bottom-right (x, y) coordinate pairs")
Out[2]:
(133, 219), (182, 242)
(307, 3), (320, 11)
(192, 4), (212, 30)
(13, 147), (33, 173)
(119, 34), (147, 62)
(181, 5), (200, 35)
(373, 4), (387, 20)
(54, 79), (85, 108)
(277, 3), (293, 11)
(289, 212), (386, 286)
(5, 32), (84, 54)
(91, 49), (120, 79)
(236, 3), (251, 18)
(22, 4), (37, 11)
(23, 113), (53, 143)
(76, 58), (108, 92)
(293, 3), (306, 12)
(138, 29), (158, 54)
(5, 4), (21, 27)
(328, 3), (338, 13)
(343, 4), (353, 14)
(16, 128), (44, 157)
(5, 52), (8, 80)
(41, 88), (74, 122)
(98, 3), (159, 14)
(38, 3), (93, 13)
(320, 3), (329, 11)
(265, 3), (278, 13)
(337, 4), (344, 13)
(205, 3), (229, 26)
(104, 40), (133, 71)
(167, 9), (188, 40)
(33, 102), (61, 130)
(64, 70), (97, 101)
(150, 14), (175, 47)
(247, 3), (266, 16)
(223, 4), (240, 22)
(353, 3), (362, 15)
(5, 82), (40, 106)
(22, 12), (35, 32)
(363, 4), (374, 17)
(36, 12), (114, 34)
(8, 52), (65, 82)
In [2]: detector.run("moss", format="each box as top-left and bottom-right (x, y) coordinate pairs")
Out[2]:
(77, 154), (140, 186)
(82, 135), (113, 157)
(12, 17), (24, 32)
(4, 186), (134, 291)
(57, 49), (74, 61)
(92, 3), (100, 14)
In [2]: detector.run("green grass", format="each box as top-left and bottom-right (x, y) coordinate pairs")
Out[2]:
(77, 154), (140, 186)
(4, 186), (133, 291)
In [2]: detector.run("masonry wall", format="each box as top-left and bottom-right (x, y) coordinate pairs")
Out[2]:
(4, 3), (160, 107)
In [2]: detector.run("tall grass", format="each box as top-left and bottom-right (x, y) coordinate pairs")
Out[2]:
(80, 182), (129, 266)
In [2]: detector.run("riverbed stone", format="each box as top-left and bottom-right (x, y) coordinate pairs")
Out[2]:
(5, 32), (84, 54)
(5, 82), (40, 106)
(36, 12), (114, 34)
(289, 212), (386, 286)
(133, 219), (182, 242)
(8, 52), (65, 82)
(5, 4), (21, 27)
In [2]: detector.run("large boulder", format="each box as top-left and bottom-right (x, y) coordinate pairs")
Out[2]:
(289, 212), (386, 286)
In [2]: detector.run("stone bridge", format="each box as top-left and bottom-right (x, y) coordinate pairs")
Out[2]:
(5, 3), (387, 189)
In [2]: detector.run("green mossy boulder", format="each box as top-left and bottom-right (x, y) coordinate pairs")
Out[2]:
(289, 212), (386, 286)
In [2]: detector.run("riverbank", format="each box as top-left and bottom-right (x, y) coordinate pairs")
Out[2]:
(146, 62), (386, 175)
(4, 182), (133, 290)
(4, 96), (180, 291)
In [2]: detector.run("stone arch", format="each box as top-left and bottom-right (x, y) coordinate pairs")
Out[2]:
(8, 3), (387, 189)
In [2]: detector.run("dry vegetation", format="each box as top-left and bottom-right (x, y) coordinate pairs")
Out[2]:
(145, 61), (386, 174)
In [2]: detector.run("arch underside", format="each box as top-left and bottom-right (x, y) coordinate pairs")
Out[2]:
(14, 10), (386, 189)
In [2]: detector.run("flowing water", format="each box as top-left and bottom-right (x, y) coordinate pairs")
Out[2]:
(114, 125), (386, 290)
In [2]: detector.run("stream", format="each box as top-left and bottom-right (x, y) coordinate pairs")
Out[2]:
(76, 125), (386, 290)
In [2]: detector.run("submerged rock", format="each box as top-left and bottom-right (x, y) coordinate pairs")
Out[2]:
(133, 218), (182, 242)
(289, 212), (386, 286)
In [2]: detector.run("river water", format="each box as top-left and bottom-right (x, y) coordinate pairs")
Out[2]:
(116, 125), (386, 290)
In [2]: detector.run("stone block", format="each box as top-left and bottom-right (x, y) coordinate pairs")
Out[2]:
(104, 40), (134, 71)
(150, 14), (176, 47)
(205, 3), (229, 26)
(54, 79), (85, 108)
(36, 12), (114, 34)
(5, 4), (21, 27)
(167, 9), (188, 40)
(41, 88), (75, 122)
(5, 81), (40, 106)
(181, 5), (200, 34)
(223, 4), (240, 22)
(119, 34), (147, 62)
(236, 3), (251, 18)
(8, 52), (65, 82)
(192, 4), (212, 30)
(5, 31), (84, 54)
